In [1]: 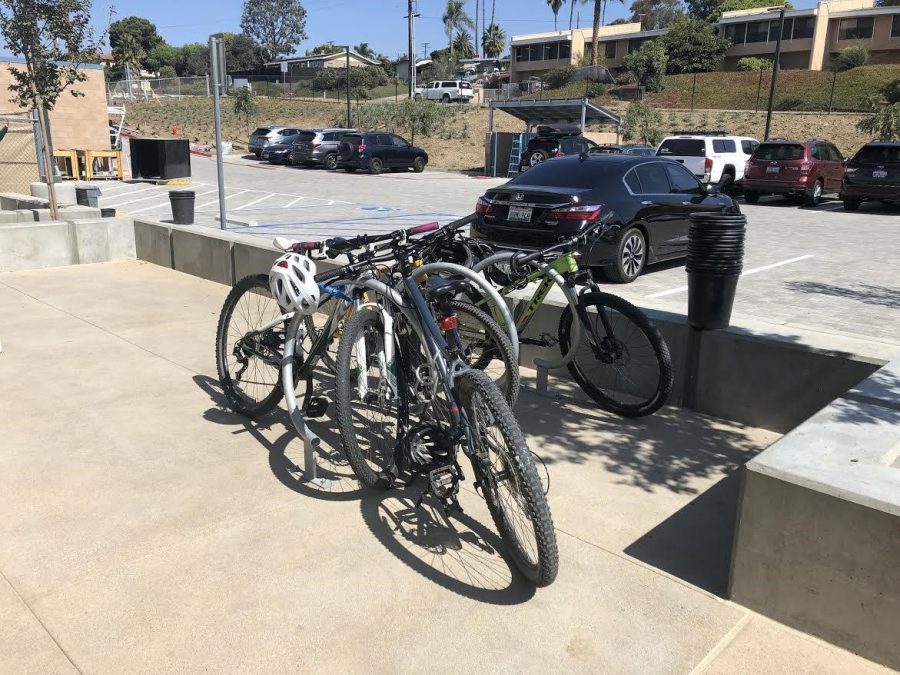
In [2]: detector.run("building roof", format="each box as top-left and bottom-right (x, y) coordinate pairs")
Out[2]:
(265, 50), (380, 67)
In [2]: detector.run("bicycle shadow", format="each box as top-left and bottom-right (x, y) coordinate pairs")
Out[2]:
(194, 373), (534, 603)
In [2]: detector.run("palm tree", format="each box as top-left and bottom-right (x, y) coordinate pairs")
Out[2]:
(443, 0), (475, 57)
(569, 0), (589, 29)
(547, 0), (565, 30)
(475, 0), (480, 57)
(453, 31), (476, 59)
(113, 33), (145, 85)
(590, 0), (602, 65)
(353, 42), (376, 58)
(482, 23), (506, 58)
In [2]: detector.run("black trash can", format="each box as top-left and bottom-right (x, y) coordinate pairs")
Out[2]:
(686, 212), (746, 330)
(169, 190), (195, 225)
(76, 186), (101, 208)
(100, 208), (116, 218)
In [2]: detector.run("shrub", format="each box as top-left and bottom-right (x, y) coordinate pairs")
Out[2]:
(882, 78), (900, 104)
(544, 65), (577, 89)
(622, 101), (664, 145)
(622, 41), (668, 93)
(833, 44), (870, 72)
(857, 101), (900, 140)
(312, 65), (389, 92)
(158, 65), (177, 79)
(736, 57), (772, 72)
(585, 81), (606, 97)
(335, 99), (462, 145)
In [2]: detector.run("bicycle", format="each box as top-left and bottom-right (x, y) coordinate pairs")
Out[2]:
(332, 235), (558, 587)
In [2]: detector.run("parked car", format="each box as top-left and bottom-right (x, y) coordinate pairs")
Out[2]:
(622, 144), (656, 156)
(261, 134), (307, 165)
(288, 128), (355, 170)
(519, 124), (599, 171)
(414, 80), (475, 103)
(656, 132), (759, 193)
(337, 132), (428, 175)
(590, 145), (624, 155)
(743, 139), (845, 206)
(473, 155), (738, 283)
(841, 141), (900, 210)
(249, 126), (301, 158)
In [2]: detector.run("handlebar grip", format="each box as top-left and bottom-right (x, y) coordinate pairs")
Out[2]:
(409, 221), (439, 235)
(291, 241), (320, 252)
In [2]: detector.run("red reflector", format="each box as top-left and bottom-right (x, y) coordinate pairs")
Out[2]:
(276, 260), (289, 268)
(439, 316), (459, 331)
(553, 150), (564, 157)
(704, 157), (713, 172)
(357, 143), (366, 153)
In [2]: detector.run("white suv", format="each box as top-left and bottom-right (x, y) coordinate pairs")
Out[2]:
(657, 133), (760, 192)
(414, 80), (475, 103)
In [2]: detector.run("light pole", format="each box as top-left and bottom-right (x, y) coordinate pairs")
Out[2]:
(764, 6), (787, 141)
(328, 42), (352, 128)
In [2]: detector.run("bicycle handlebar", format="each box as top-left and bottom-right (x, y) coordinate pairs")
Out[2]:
(511, 221), (604, 268)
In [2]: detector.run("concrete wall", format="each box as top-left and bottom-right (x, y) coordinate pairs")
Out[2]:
(0, 217), (135, 272)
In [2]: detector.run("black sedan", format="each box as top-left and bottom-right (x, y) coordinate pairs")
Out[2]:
(473, 155), (739, 283)
(261, 135), (306, 165)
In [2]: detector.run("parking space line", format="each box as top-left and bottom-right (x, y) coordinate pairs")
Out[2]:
(196, 189), (248, 210)
(99, 186), (160, 202)
(646, 254), (815, 298)
(105, 190), (176, 207)
(283, 196), (306, 208)
(235, 193), (276, 211)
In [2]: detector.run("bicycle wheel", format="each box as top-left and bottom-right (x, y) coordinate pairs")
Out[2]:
(448, 299), (520, 407)
(334, 308), (408, 488)
(457, 369), (558, 587)
(215, 274), (286, 418)
(558, 292), (673, 418)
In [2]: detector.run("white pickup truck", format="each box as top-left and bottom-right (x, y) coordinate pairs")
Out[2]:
(657, 133), (760, 193)
(413, 80), (475, 103)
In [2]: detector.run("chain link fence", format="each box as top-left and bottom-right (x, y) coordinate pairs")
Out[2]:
(106, 76), (210, 103)
(0, 112), (39, 194)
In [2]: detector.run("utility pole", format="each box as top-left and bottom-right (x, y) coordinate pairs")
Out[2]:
(209, 35), (227, 230)
(406, 0), (419, 98)
(422, 42), (429, 60)
(764, 6), (787, 141)
(345, 46), (351, 128)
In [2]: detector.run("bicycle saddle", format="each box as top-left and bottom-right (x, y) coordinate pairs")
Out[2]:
(424, 275), (468, 302)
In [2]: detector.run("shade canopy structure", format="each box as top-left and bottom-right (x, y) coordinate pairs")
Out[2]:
(488, 98), (621, 134)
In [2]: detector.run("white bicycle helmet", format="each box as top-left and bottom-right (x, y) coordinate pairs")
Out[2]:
(269, 253), (320, 315)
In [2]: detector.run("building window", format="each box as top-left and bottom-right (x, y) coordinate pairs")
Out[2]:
(560, 42), (571, 58)
(724, 23), (747, 45)
(839, 17), (874, 41)
(628, 38), (643, 53)
(605, 41), (617, 59)
(515, 46), (527, 62)
(769, 18), (790, 42)
(892, 15), (900, 38)
(745, 21), (770, 43)
(792, 16), (815, 39)
(513, 40), (570, 62)
(548, 42), (560, 59)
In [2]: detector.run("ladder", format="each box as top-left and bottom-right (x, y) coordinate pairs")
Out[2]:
(507, 134), (524, 177)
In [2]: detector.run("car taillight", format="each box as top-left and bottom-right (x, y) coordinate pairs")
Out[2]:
(357, 143), (366, 154)
(475, 196), (494, 214)
(845, 163), (858, 174)
(704, 157), (713, 172)
(545, 203), (603, 221)
(553, 150), (564, 157)
(800, 162), (812, 173)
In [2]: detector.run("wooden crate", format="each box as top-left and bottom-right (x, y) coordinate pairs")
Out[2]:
(53, 149), (80, 179)
(80, 149), (124, 180)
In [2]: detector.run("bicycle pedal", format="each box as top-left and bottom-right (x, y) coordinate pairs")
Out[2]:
(304, 396), (329, 418)
(538, 332), (559, 347)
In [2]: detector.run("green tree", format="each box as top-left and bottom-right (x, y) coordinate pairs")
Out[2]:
(0, 0), (105, 218)
(453, 31), (476, 58)
(145, 43), (179, 73)
(443, 0), (474, 57)
(622, 40), (667, 91)
(736, 56), (772, 71)
(622, 100), (664, 144)
(629, 0), (684, 29)
(240, 0), (308, 61)
(113, 33), (145, 78)
(833, 44), (870, 72)
(720, 0), (791, 10)
(158, 65), (177, 79)
(175, 43), (209, 76)
(857, 100), (900, 140)
(660, 17), (730, 73)
(685, 0), (721, 20)
(233, 86), (258, 133)
(109, 16), (163, 54)
(882, 78), (900, 104)
(482, 23), (506, 58)
(609, 17), (630, 24)
(354, 42), (376, 58)
(305, 42), (343, 56)
(224, 33), (265, 71)
(547, 0), (565, 30)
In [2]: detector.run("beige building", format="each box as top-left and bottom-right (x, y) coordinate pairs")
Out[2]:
(266, 50), (381, 77)
(509, 0), (900, 79)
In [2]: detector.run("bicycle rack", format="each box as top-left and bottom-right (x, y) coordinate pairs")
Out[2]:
(281, 314), (331, 489)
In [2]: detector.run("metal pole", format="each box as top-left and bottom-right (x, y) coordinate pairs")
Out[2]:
(346, 46), (351, 128)
(409, 0), (417, 98)
(32, 109), (45, 181)
(206, 74), (210, 97)
(210, 36), (227, 230)
(764, 8), (786, 141)
(828, 69), (838, 114)
(755, 68), (763, 112)
(580, 98), (587, 134)
(691, 72), (697, 113)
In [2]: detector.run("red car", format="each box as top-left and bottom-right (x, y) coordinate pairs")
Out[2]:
(742, 139), (846, 207)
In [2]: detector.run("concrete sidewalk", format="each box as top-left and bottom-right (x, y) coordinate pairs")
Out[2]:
(0, 261), (890, 673)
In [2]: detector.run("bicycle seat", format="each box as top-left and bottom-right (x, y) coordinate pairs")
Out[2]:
(273, 236), (297, 252)
(424, 275), (468, 302)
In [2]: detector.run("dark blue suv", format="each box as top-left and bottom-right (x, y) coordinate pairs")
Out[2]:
(337, 132), (428, 175)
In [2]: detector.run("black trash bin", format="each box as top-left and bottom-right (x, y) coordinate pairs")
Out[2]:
(169, 190), (195, 225)
(100, 208), (116, 218)
(686, 212), (746, 330)
(76, 186), (101, 208)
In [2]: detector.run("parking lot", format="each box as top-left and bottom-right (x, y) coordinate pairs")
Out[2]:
(92, 154), (899, 344)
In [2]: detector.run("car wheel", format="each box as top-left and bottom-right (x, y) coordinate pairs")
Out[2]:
(413, 156), (426, 173)
(368, 157), (384, 175)
(323, 153), (338, 170)
(254, 152), (261, 159)
(345, 167), (357, 174)
(414, 93), (421, 100)
(442, 93), (451, 103)
(743, 190), (760, 204)
(843, 197), (861, 211)
(607, 228), (646, 284)
(718, 172), (735, 195)
(803, 179), (823, 207)
(529, 149), (549, 166)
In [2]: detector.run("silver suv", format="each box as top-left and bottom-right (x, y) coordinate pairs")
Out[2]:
(248, 126), (301, 158)
(289, 128), (355, 170)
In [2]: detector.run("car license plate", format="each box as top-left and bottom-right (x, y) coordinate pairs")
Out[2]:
(766, 166), (780, 174)
(508, 206), (533, 223)
(873, 169), (888, 178)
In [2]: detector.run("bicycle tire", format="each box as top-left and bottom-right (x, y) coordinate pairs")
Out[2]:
(558, 292), (673, 418)
(448, 299), (520, 407)
(334, 308), (407, 488)
(215, 273), (286, 418)
(457, 369), (558, 587)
